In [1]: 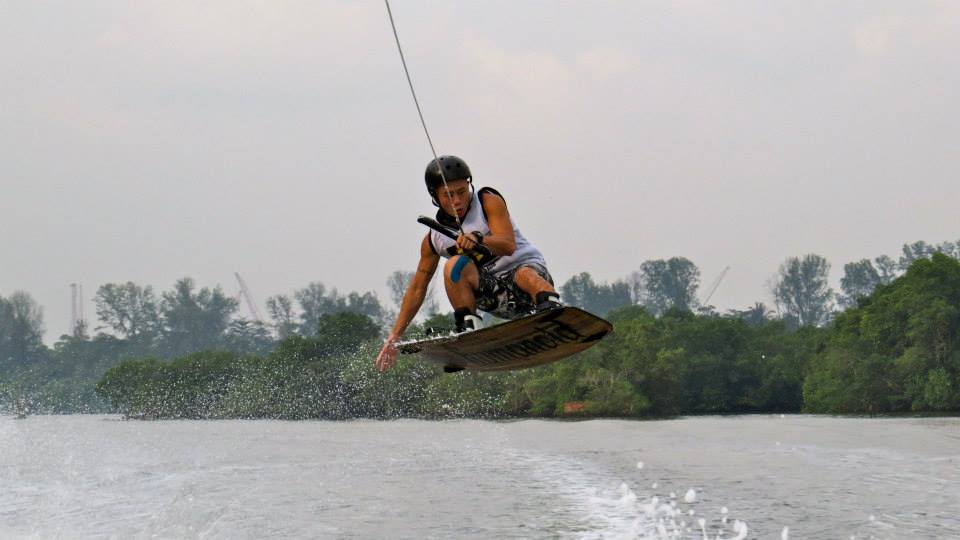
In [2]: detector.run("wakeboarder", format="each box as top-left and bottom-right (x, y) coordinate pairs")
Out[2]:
(375, 156), (561, 372)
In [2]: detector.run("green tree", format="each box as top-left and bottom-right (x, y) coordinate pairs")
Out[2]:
(727, 302), (773, 327)
(94, 282), (160, 341)
(386, 270), (411, 310)
(224, 318), (274, 356)
(0, 291), (46, 369)
(294, 282), (337, 334)
(158, 278), (238, 358)
(874, 255), (899, 284)
(387, 269), (438, 317)
(96, 358), (168, 418)
(340, 291), (387, 327)
(921, 368), (956, 411)
(898, 241), (936, 271)
(163, 351), (244, 418)
(265, 294), (298, 339)
(294, 282), (356, 334)
(338, 350), (437, 418)
(936, 240), (959, 259)
(773, 254), (834, 327)
(735, 323), (817, 412)
(636, 257), (701, 315)
(294, 282), (387, 333)
(314, 311), (382, 350)
(96, 351), (247, 419)
(839, 259), (882, 309)
(520, 306), (668, 417)
(560, 272), (632, 316)
(221, 312), (382, 419)
(804, 254), (960, 413)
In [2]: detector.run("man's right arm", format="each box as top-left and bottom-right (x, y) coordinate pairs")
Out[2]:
(387, 235), (440, 342)
(376, 235), (440, 372)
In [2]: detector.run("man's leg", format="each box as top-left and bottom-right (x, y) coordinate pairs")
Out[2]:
(514, 266), (561, 309)
(444, 255), (483, 330)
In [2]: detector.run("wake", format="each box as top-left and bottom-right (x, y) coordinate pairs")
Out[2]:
(520, 452), (779, 540)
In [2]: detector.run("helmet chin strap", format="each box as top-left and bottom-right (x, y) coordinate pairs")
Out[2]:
(385, 0), (463, 233)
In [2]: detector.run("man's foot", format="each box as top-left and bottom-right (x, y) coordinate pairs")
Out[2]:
(535, 291), (562, 312)
(454, 308), (482, 333)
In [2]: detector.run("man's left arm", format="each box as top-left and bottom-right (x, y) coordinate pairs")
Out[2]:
(473, 191), (516, 256)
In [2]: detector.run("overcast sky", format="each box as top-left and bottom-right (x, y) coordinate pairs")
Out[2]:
(2, 1), (958, 340)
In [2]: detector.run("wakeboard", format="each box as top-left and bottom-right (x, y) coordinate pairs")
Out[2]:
(397, 306), (612, 372)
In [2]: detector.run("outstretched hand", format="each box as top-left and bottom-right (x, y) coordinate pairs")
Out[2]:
(375, 338), (399, 372)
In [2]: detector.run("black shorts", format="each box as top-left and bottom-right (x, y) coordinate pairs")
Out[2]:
(475, 263), (554, 320)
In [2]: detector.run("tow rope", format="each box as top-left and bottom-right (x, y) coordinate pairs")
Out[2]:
(384, 0), (463, 233)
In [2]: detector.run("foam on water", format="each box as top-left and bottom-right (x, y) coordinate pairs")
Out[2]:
(517, 451), (755, 540)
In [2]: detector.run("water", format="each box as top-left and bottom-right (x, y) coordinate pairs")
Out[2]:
(1, 415), (957, 539)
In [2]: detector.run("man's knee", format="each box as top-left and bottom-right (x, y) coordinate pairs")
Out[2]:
(445, 255), (477, 284)
(514, 266), (533, 280)
(514, 265), (554, 293)
(515, 265), (546, 284)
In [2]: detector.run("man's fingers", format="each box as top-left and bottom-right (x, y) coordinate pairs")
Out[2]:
(456, 234), (475, 251)
(376, 343), (398, 372)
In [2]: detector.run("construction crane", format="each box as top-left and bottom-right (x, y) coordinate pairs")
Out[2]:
(70, 283), (85, 336)
(702, 266), (730, 306)
(234, 272), (264, 323)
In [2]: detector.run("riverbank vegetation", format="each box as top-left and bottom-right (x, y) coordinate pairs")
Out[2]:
(3, 241), (959, 417)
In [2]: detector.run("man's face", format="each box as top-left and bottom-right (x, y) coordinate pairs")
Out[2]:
(435, 180), (471, 218)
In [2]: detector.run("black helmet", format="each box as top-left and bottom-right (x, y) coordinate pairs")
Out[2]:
(424, 155), (472, 197)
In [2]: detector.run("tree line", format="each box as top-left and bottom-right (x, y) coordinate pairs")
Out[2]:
(2, 238), (958, 415)
(92, 252), (960, 418)
(561, 239), (960, 327)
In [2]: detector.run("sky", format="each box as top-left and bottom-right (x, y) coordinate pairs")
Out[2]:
(1, 1), (958, 341)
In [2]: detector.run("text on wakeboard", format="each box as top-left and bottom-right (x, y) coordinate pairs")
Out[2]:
(457, 319), (597, 366)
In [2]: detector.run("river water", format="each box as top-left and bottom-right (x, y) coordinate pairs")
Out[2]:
(1, 415), (957, 539)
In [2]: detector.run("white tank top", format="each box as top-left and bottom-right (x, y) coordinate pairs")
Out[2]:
(428, 187), (547, 276)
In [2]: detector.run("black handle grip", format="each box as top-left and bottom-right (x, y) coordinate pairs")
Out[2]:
(417, 216), (459, 240)
(417, 215), (497, 265)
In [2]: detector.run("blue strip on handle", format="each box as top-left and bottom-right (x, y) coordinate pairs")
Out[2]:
(451, 256), (471, 283)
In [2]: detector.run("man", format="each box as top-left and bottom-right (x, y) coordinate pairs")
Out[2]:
(375, 155), (560, 372)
